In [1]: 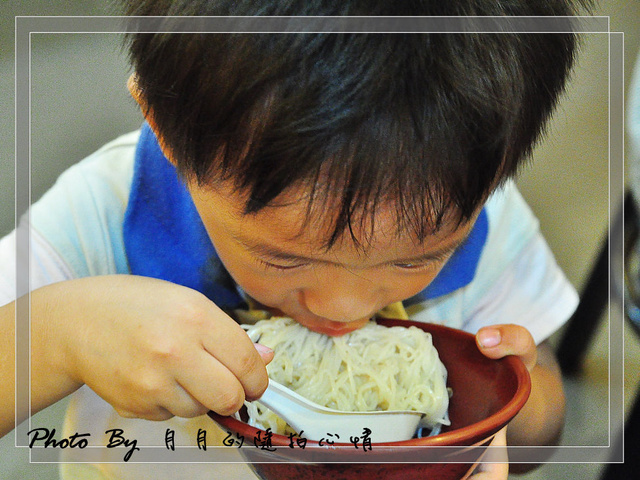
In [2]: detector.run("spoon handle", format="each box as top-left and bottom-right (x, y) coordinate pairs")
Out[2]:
(258, 380), (326, 435)
(257, 380), (424, 443)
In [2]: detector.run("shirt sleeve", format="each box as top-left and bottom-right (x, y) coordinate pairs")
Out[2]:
(0, 225), (77, 306)
(462, 233), (579, 344)
(0, 131), (139, 305)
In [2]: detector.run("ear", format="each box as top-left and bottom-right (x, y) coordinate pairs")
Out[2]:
(127, 74), (177, 165)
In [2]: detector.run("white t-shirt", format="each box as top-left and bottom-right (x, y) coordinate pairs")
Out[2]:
(0, 130), (578, 479)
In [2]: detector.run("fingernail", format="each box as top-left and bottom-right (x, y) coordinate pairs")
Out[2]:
(254, 343), (273, 355)
(478, 329), (501, 348)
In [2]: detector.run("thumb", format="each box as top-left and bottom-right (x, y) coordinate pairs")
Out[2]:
(476, 324), (537, 371)
(254, 343), (275, 365)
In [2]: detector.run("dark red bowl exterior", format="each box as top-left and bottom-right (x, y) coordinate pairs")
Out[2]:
(208, 319), (531, 480)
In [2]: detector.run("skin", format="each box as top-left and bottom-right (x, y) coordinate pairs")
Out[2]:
(0, 79), (566, 480)
(188, 181), (474, 337)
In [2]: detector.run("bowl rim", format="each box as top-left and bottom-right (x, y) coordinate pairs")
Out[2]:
(209, 319), (532, 447)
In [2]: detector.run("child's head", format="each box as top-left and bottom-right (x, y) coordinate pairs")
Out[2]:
(124, 0), (585, 246)
(123, 0), (586, 333)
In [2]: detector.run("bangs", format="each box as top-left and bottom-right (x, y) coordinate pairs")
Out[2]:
(206, 91), (501, 250)
(130, 28), (577, 248)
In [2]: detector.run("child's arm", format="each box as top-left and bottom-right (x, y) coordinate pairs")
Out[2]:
(0, 297), (80, 438)
(0, 275), (273, 439)
(465, 324), (564, 480)
(476, 325), (565, 448)
(1, 301), (19, 437)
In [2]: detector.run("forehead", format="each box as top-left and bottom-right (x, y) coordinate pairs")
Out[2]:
(189, 180), (478, 262)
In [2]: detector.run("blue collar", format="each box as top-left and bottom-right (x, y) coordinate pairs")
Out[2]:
(412, 207), (488, 302)
(123, 123), (488, 309)
(123, 124), (244, 309)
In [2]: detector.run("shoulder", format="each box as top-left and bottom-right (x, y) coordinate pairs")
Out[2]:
(51, 130), (140, 194)
(480, 180), (540, 282)
(30, 130), (141, 278)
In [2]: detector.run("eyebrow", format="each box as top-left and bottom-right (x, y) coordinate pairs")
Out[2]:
(236, 232), (469, 267)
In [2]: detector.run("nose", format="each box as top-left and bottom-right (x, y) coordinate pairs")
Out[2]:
(301, 274), (381, 323)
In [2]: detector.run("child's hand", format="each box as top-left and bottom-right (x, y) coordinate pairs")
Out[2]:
(472, 323), (565, 475)
(36, 275), (273, 421)
(470, 324), (534, 479)
(467, 426), (509, 480)
(475, 324), (537, 372)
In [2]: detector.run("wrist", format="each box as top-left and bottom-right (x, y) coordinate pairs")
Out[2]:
(29, 282), (86, 410)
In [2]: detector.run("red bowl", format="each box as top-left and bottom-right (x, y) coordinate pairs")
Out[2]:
(209, 319), (531, 480)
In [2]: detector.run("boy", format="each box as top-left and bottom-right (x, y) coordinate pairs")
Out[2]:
(0, 0), (588, 478)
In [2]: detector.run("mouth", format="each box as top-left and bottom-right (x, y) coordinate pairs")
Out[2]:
(293, 316), (370, 337)
(254, 302), (372, 336)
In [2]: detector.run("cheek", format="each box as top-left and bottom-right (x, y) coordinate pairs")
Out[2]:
(213, 250), (297, 305)
(384, 270), (442, 301)
(236, 270), (290, 302)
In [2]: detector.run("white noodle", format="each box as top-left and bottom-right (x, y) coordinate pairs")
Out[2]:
(242, 318), (450, 436)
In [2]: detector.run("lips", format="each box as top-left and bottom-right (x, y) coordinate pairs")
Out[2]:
(256, 301), (372, 336)
(293, 316), (370, 337)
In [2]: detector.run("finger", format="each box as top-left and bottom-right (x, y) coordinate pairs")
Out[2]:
(111, 373), (209, 420)
(469, 427), (509, 479)
(176, 350), (249, 416)
(468, 461), (509, 480)
(164, 381), (211, 418)
(115, 404), (175, 422)
(476, 324), (537, 371)
(198, 308), (272, 400)
(163, 344), (274, 418)
(167, 344), (273, 417)
(254, 342), (275, 365)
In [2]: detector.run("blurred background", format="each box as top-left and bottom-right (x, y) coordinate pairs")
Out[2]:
(1, 0), (639, 479)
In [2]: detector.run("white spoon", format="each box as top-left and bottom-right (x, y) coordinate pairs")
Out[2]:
(257, 379), (428, 443)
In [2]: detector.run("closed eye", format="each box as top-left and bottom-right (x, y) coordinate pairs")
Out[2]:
(392, 251), (453, 271)
(392, 262), (435, 271)
(256, 257), (309, 271)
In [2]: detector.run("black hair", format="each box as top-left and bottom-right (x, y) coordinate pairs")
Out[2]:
(122, 0), (590, 248)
